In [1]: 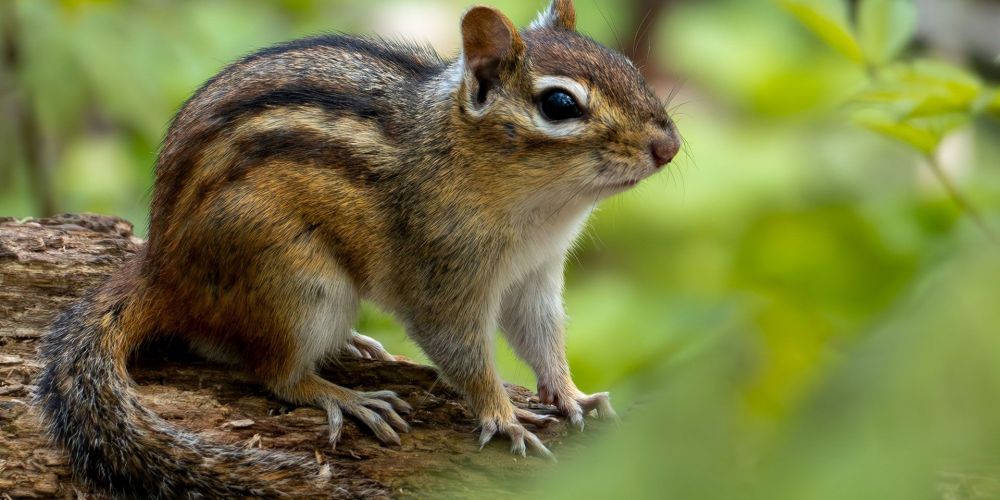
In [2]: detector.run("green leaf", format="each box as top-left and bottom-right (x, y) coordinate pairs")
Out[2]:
(858, 0), (917, 66)
(853, 111), (937, 154)
(851, 60), (983, 120)
(887, 60), (982, 93)
(853, 109), (969, 155)
(779, 0), (865, 65)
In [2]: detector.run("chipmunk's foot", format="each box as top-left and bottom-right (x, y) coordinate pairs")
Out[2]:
(478, 411), (556, 461)
(342, 331), (395, 361)
(272, 373), (411, 448)
(322, 389), (412, 447)
(539, 384), (618, 432)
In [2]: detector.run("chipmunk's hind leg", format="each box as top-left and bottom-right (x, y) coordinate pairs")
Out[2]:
(279, 262), (410, 446)
(270, 372), (411, 447)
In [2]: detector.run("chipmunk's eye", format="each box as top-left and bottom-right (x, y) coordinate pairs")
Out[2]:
(539, 89), (584, 121)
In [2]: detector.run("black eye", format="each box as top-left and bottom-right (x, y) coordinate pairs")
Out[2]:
(539, 89), (584, 121)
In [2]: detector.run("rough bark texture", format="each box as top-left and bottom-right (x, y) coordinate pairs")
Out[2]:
(0, 214), (590, 498)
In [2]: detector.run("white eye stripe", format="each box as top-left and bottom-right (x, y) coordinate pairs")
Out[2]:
(533, 76), (589, 109)
(531, 115), (587, 137)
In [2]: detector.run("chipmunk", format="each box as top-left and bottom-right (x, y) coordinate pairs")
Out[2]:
(35, 0), (680, 496)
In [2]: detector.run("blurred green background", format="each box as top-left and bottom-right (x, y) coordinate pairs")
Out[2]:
(2, 0), (999, 498)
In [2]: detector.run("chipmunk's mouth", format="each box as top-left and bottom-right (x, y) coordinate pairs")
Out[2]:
(590, 159), (656, 196)
(589, 178), (642, 197)
(594, 169), (652, 190)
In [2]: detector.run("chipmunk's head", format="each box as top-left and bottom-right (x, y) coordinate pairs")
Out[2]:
(454, 0), (680, 205)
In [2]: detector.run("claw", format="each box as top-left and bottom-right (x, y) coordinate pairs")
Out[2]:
(541, 386), (619, 429)
(358, 398), (408, 433)
(326, 391), (412, 446)
(325, 401), (344, 447)
(523, 430), (557, 463)
(510, 429), (527, 457)
(579, 392), (618, 422)
(283, 375), (409, 450)
(568, 409), (585, 432)
(382, 408), (411, 433)
(479, 420), (499, 450)
(478, 416), (554, 460)
(602, 406), (620, 424)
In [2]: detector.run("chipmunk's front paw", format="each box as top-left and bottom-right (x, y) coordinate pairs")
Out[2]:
(539, 385), (619, 432)
(478, 415), (556, 461)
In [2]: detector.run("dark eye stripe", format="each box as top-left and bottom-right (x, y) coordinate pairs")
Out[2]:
(539, 89), (584, 122)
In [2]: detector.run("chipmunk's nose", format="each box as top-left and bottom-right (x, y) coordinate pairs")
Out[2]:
(649, 128), (680, 167)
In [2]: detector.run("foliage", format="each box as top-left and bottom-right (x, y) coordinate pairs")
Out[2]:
(781, 0), (998, 239)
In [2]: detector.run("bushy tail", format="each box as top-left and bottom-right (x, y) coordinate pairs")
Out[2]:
(34, 272), (330, 498)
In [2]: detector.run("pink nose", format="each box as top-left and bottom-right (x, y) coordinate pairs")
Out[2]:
(649, 134), (680, 167)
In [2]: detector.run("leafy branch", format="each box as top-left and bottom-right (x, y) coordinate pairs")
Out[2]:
(779, 0), (999, 242)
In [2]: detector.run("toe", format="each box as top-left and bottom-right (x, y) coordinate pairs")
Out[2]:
(479, 417), (557, 461)
(510, 432), (527, 457)
(554, 398), (586, 432)
(384, 410), (410, 433)
(360, 397), (410, 433)
(324, 401), (344, 447)
(351, 333), (395, 361)
(364, 390), (413, 414)
(514, 407), (558, 428)
(538, 385), (556, 406)
(342, 344), (365, 359)
(568, 408), (585, 432)
(506, 424), (533, 458)
(579, 392), (618, 421)
(348, 405), (401, 445)
(361, 397), (394, 414)
(523, 431), (557, 462)
(508, 424), (527, 457)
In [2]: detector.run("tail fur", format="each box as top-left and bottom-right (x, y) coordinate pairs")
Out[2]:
(34, 271), (330, 498)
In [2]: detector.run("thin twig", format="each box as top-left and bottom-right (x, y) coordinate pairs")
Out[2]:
(925, 155), (997, 243)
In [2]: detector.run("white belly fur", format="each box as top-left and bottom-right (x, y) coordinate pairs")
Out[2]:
(294, 266), (360, 371)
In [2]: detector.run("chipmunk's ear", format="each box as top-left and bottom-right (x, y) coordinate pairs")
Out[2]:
(530, 0), (576, 31)
(461, 6), (526, 107)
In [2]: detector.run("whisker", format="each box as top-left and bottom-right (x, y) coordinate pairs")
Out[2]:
(645, 34), (653, 70)
(676, 128), (697, 171)
(592, 0), (623, 52)
(632, 7), (656, 58)
(666, 102), (694, 119)
(663, 79), (686, 108)
(582, 215), (606, 254)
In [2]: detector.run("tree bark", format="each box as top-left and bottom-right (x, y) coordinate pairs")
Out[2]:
(0, 214), (585, 498)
